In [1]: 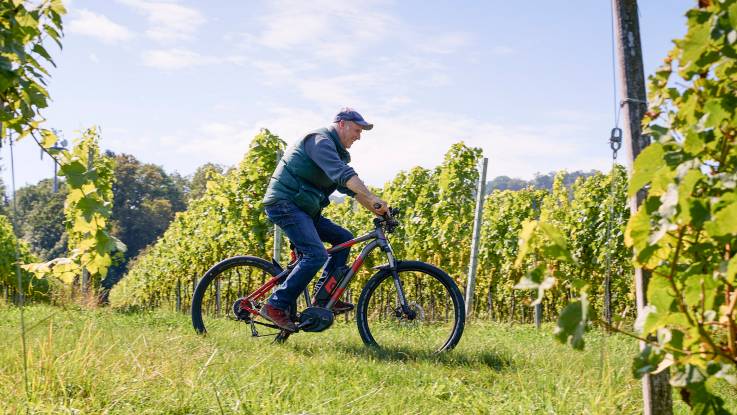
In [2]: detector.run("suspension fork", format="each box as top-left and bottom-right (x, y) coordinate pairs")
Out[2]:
(380, 233), (415, 319)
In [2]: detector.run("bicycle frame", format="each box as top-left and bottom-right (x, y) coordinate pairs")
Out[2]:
(237, 220), (402, 317)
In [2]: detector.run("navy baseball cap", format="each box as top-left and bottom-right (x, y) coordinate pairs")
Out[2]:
(334, 107), (373, 130)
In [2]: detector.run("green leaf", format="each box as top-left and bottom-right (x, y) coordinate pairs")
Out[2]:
(729, 2), (737, 32)
(553, 294), (588, 350)
(514, 220), (537, 268)
(704, 198), (737, 237)
(704, 99), (730, 128)
(647, 274), (676, 316)
(683, 274), (718, 312)
(680, 10), (712, 68)
(59, 160), (88, 187)
(632, 345), (664, 379)
(31, 44), (54, 66)
(629, 143), (665, 196)
(727, 256), (737, 284)
(40, 129), (57, 148)
(625, 205), (651, 250)
(538, 222), (574, 263)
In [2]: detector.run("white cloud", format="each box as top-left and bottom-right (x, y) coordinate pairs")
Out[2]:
(142, 48), (243, 70)
(255, 0), (397, 61)
(417, 32), (471, 54)
(118, 0), (205, 43)
(95, 105), (612, 188)
(249, 55), (450, 109)
(142, 48), (208, 69)
(89, 53), (100, 63)
(68, 9), (133, 43)
(144, 107), (609, 185)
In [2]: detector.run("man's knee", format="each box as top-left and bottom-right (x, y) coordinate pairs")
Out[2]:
(302, 247), (328, 267)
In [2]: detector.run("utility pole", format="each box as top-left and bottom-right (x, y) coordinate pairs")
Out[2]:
(465, 157), (488, 318)
(613, 1), (673, 413)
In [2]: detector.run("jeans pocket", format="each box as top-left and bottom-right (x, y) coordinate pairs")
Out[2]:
(266, 201), (298, 227)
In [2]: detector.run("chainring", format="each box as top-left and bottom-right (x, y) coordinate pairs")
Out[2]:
(298, 307), (334, 332)
(232, 298), (254, 322)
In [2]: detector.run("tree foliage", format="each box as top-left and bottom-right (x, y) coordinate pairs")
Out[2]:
(109, 129), (285, 309)
(102, 153), (187, 288)
(0, 0), (65, 143)
(0, 213), (46, 301)
(23, 128), (123, 288)
(10, 178), (67, 260)
(187, 162), (225, 203)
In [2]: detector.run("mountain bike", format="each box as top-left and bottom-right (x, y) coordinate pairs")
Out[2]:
(191, 208), (465, 354)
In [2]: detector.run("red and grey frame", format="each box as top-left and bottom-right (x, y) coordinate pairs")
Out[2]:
(237, 222), (399, 317)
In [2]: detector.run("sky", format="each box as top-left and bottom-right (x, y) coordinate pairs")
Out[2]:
(1, 0), (694, 193)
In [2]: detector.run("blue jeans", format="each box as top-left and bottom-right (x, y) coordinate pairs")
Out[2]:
(264, 200), (353, 310)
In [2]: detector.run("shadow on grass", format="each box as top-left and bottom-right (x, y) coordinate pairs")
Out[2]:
(290, 341), (512, 372)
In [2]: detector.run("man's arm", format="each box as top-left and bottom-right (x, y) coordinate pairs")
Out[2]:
(304, 135), (388, 215)
(346, 175), (389, 216)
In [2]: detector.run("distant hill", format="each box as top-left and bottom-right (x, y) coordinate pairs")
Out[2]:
(486, 170), (599, 193)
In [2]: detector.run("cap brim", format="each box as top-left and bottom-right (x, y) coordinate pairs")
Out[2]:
(356, 121), (373, 130)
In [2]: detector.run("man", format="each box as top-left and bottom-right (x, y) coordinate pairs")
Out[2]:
(261, 108), (389, 332)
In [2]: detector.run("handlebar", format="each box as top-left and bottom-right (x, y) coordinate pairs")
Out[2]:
(372, 204), (400, 233)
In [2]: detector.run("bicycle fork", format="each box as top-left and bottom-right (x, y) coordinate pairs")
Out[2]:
(379, 237), (416, 321)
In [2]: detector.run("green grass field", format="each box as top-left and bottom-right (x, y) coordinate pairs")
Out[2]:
(1, 305), (735, 414)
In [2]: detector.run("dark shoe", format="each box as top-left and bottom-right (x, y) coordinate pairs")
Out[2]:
(260, 303), (298, 332)
(316, 299), (354, 314)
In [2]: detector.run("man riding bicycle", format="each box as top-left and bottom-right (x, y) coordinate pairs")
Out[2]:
(261, 108), (389, 332)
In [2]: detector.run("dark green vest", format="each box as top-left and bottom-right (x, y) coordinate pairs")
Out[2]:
(263, 126), (351, 217)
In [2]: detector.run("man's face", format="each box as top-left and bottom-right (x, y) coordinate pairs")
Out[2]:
(337, 120), (363, 149)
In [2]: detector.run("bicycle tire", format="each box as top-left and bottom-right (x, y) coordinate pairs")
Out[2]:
(191, 256), (279, 335)
(356, 261), (465, 353)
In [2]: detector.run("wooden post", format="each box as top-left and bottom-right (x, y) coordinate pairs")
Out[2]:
(613, 0), (673, 413)
(273, 149), (283, 262)
(176, 279), (181, 312)
(535, 302), (542, 329)
(80, 146), (95, 298)
(465, 157), (488, 318)
(81, 268), (89, 295)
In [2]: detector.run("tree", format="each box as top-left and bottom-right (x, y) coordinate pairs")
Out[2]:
(487, 175), (529, 192)
(10, 179), (67, 260)
(109, 129), (285, 310)
(103, 153), (187, 288)
(188, 162), (225, 203)
(487, 170), (598, 194)
(0, 214), (47, 302)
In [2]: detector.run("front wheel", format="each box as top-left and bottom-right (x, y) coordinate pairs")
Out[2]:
(356, 261), (465, 354)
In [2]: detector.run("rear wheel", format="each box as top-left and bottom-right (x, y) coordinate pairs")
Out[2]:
(356, 261), (465, 354)
(191, 256), (279, 335)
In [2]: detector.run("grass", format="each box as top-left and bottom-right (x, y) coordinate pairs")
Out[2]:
(1, 304), (735, 414)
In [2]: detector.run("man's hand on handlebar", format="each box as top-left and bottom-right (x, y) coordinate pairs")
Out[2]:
(371, 199), (389, 216)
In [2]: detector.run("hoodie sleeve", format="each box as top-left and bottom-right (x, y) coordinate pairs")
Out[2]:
(304, 134), (358, 190)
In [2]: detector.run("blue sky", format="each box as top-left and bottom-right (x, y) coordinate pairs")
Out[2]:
(2, 0), (693, 192)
